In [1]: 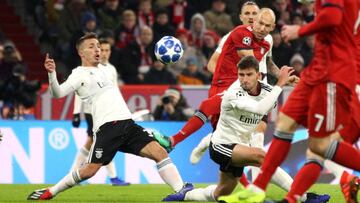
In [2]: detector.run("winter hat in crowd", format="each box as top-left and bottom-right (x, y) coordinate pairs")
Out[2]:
(163, 88), (181, 100)
(82, 12), (97, 26)
(290, 53), (304, 65)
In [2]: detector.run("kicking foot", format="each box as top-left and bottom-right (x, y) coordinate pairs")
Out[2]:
(153, 131), (173, 153)
(110, 177), (130, 186)
(218, 188), (265, 203)
(302, 192), (330, 203)
(27, 188), (53, 200)
(189, 146), (207, 164)
(162, 183), (194, 201)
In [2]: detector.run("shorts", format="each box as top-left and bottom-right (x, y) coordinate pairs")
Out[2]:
(88, 119), (155, 165)
(281, 80), (351, 138)
(84, 113), (93, 137)
(209, 142), (244, 177)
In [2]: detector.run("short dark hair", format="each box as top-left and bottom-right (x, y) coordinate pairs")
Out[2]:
(238, 55), (259, 72)
(99, 38), (110, 45)
(76, 32), (98, 51)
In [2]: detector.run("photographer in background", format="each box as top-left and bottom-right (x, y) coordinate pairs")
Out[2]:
(153, 87), (194, 121)
(0, 41), (23, 82)
(0, 64), (41, 119)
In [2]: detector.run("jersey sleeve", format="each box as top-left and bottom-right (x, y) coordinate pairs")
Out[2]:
(216, 33), (230, 53)
(231, 27), (254, 50)
(226, 86), (283, 115)
(48, 70), (83, 98)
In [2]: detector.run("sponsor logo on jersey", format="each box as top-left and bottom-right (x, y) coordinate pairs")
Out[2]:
(239, 114), (262, 125)
(242, 37), (252, 46)
(95, 148), (103, 159)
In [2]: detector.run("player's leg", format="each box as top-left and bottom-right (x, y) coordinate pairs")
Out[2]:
(71, 113), (94, 171)
(190, 133), (212, 164)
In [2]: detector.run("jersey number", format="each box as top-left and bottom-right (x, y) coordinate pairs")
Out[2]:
(314, 114), (324, 132)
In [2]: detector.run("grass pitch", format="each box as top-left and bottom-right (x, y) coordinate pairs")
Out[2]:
(0, 183), (355, 203)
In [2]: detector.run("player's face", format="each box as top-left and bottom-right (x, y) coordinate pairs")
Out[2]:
(239, 5), (259, 26)
(238, 67), (260, 92)
(253, 12), (275, 40)
(100, 43), (111, 63)
(79, 38), (101, 67)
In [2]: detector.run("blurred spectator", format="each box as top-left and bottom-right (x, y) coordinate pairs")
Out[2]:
(100, 30), (122, 78)
(178, 57), (210, 85)
(0, 64), (41, 120)
(114, 9), (140, 49)
(0, 42), (24, 82)
(299, 1), (314, 23)
(97, 0), (124, 31)
(202, 30), (220, 59)
(152, 8), (176, 43)
(289, 53), (305, 77)
(143, 60), (177, 84)
(119, 26), (154, 84)
(137, 0), (155, 28)
(299, 35), (315, 66)
(271, 29), (293, 67)
(167, 0), (196, 29)
(189, 13), (207, 49)
(153, 87), (193, 121)
(291, 13), (304, 26)
(169, 28), (207, 77)
(203, 0), (234, 36)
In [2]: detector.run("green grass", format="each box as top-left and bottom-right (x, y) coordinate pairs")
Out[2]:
(0, 183), (354, 203)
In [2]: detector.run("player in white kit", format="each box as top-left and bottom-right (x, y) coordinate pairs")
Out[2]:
(27, 33), (192, 201)
(70, 39), (129, 186)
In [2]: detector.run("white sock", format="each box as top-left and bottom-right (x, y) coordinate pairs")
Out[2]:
(197, 133), (212, 150)
(270, 167), (293, 192)
(184, 184), (217, 201)
(249, 132), (264, 148)
(106, 161), (117, 178)
(249, 166), (260, 182)
(324, 160), (346, 179)
(157, 157), (184, 192)
(49, 169), (82, 196)
(71, 147), (89, 171)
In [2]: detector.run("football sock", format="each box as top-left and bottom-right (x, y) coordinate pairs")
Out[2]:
(249, 166), (260, 181)
(157, 157), (184, 192)
(71, 147), (89, 171)
(196, 133), (212, 151)
(254, 131), (293, 190)
(270, 167), (293, 192)
(172, 112), (206, 146)
(105, 161), (117, 178)
(184, 184), (217, 201)
(325, 140), (360, 170)
(286, 160), (323, 201)
(50, 169), (82, 196)
(324, 159), (346, 179)
(239, 173), (250, 186)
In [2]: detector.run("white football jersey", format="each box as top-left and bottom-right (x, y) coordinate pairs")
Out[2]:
(49, 65), (131, 132)
(215, 32), (273, 83)
(73, 62), (119, 114)
(211, 80), (282, 145)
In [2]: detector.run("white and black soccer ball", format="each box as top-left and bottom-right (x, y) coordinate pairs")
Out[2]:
(154, 36), (184, 64)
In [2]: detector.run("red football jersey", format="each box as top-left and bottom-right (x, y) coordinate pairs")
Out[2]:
(356, 20), (360, 83)
(300, 0), (358, 90)
(211, 25), (270, 88)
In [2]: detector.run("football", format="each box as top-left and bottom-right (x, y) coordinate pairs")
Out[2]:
(154, 36), (183, 64)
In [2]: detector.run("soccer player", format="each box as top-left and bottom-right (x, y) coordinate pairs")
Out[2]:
(70, 39), (129, 186)
(27, 33), (192, 201)
(219, 0), (360, 202)
(163, 55), (293, 201)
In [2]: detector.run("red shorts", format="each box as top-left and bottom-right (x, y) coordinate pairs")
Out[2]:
(281, 80), (352, 138)
(340, 86), (360, 143)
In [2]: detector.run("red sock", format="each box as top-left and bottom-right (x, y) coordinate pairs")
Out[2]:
(172, 116), (204, 146)
(286, 162), (322, 201)
(332, 141), (360, 171)
(172, 95), (222, 146)
(254, 137), (292, 190)
(239, 173), (249, 187)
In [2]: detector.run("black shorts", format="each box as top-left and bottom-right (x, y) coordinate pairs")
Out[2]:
(88, 119), (155, 165)
(84, 113), (93, 137)
(209, 142), (244, 177)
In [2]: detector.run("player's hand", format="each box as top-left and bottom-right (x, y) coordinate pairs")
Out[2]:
(286, 75), (300, 86)
(281, 25), (301, 43)
(72, 114), (81, 128)
(277, 66), (295, 87)
(44, 53), (56, 73)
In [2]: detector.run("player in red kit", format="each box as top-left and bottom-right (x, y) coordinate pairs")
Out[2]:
(218, 0), (360, 203)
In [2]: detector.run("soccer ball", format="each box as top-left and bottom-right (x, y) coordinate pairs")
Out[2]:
(154, 36), (183, 64)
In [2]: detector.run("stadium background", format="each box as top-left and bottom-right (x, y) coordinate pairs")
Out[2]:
(0, 0), (359, 190)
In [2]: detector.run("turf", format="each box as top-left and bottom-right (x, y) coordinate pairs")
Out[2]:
(0, 183), (355, 203)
